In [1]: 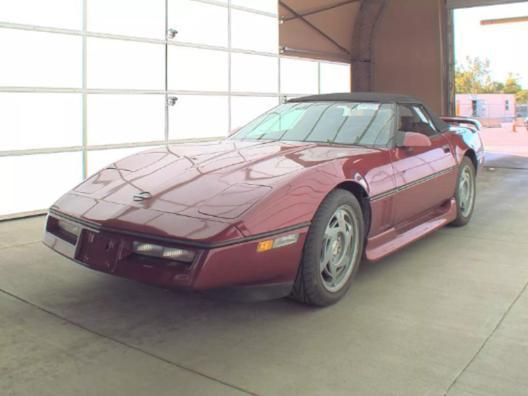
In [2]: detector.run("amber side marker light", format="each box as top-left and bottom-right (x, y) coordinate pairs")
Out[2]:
(257, 233), (299, 253)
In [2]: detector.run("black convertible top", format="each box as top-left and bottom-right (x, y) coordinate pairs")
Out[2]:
(288, 92), (419, 104)
(288, 92), (450, 132)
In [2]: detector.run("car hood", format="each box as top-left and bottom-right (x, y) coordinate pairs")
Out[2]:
(68, 139), (377, 221)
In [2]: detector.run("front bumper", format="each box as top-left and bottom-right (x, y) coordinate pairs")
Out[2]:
(43, 211), (308, 300)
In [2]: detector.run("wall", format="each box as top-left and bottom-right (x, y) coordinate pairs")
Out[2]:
(456, 94), (516, 119)
(372, 0), (447, 114)
(279, 0), (360, 62)
(279, 0), (450, 114)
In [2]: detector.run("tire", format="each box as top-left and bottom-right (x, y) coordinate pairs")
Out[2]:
(450, 156), (476, 227)
(291, 189), (365, 307)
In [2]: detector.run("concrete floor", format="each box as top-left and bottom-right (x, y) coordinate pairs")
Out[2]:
(1, 164), (528, 396)
(480, 126), (528, 156)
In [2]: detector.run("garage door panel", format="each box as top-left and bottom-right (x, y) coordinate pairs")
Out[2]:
(87, 38), (165, 90)
(87, 94), (165, 146)
(87, 0), (165, 39)
(168, 47), (228, 92)
(168, 0), (228, 47)
(0, 93), (82, 151)
(0, 152), (82, 216)
(169, 95), (229, 140)
(0, 29), (81, 87)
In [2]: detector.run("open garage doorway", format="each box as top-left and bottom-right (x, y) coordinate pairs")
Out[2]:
(451, 0), (528, 168)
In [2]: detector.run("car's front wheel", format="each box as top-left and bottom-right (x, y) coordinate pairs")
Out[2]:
(291, 189), (365, 306)
(450, 156), (476, 227)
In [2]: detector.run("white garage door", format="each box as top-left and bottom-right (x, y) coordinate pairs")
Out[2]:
(0, 0), (350, 219)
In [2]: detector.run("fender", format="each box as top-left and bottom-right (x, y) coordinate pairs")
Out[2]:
(236, 148), (393, 237)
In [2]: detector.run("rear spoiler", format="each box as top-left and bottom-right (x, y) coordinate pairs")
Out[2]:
(440, 116), (481, 131)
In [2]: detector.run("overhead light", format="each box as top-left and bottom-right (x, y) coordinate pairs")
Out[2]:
(132, 241), (195, 263)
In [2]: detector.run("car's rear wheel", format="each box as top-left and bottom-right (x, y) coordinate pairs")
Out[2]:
(450, 156), (476, 227)
(291, 189), (365, 306)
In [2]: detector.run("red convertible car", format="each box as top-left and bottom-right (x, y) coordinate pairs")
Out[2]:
(44, 93), (484, 306)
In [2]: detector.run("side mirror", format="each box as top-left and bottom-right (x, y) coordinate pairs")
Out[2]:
(399, 132), (432, 148)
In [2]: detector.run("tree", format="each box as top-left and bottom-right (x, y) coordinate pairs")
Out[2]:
(455, 56), (494, 94)
(455, 58), (527, 103)
(503, 73), (523, 94)
(516, 90), (528, 104)
(499, 73), (528, 104)
(482, 81), (504, 94)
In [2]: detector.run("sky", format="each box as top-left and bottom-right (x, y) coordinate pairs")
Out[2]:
(454, 1), (528, 87)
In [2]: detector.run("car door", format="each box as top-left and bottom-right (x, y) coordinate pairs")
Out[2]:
(389, 104), (458, 226)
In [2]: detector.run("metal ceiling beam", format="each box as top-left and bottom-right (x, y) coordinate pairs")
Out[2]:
(282, 0), (361, 22)
(279, 1), (351, 55)
(481, 15), (528, 25)
(279, 46), (349, 62)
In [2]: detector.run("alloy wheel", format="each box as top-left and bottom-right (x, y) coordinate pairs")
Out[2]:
(458, 165), (475, 217)
(319, 205), (360, 293)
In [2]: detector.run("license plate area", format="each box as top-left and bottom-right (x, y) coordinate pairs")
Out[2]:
(78, 230), (121, 271)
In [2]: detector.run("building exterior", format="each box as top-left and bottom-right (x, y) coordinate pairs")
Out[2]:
(456, 93), (516, 120)
(516, 104), (528, 118)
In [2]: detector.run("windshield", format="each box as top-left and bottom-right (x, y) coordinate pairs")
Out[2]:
(231, 101), (396, 147)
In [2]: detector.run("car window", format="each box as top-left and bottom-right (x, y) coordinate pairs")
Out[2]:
(239, 103), (307, 139)
(398, 104), (436, 137)
(333, 103), (395, 146)
(413, 105), (438, 134)
(232, 101), (396, 148)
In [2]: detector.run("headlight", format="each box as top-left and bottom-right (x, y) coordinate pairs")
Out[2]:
(57, 219), (81, 237)
(132, 242), (195, 263)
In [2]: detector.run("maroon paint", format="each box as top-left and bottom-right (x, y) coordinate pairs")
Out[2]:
(401, 132), (432, 147)
(43, 121), (484, 295)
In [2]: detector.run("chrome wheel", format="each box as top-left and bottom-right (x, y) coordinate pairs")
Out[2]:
(319, 205), (360, 293)
(458, 165), (475, 217)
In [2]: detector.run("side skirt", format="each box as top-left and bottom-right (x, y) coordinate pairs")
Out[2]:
(364, 198), (457, 261)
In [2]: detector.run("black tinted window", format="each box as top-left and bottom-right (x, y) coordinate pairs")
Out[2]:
(398, 105), (437, 136)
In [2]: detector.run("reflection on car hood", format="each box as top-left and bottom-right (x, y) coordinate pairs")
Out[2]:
(71, 139), (376, 220)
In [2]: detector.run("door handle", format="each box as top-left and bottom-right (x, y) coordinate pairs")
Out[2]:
(167, 28), (178, 39)
(442, 145), (451, 154)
